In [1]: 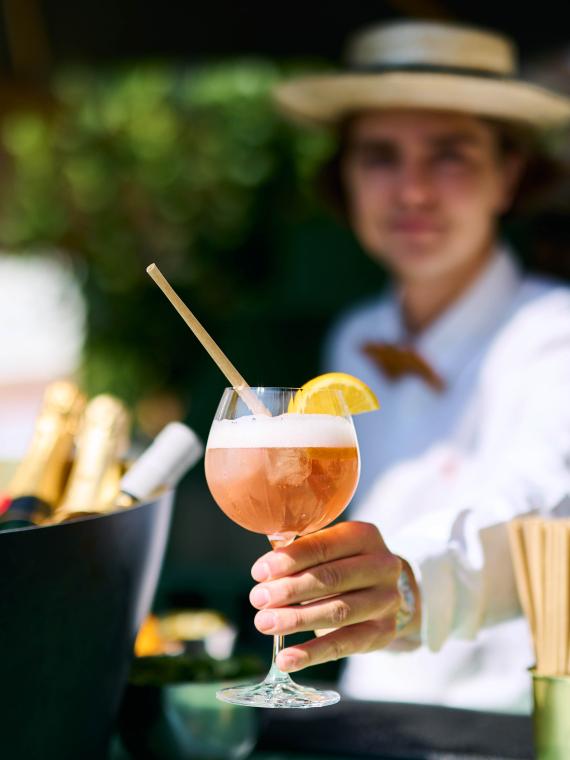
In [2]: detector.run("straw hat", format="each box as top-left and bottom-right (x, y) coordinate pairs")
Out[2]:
(274, 21), (570, 130)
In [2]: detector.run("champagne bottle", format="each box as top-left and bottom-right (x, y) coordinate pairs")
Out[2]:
(59, 420), (202, 522)
(0, 380), (86, 531)
(116, 422), (203, 507)
(55, 394), (130, 521)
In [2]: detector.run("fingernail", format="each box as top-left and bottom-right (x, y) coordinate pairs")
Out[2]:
(250, 586), (270, 607)
(251, 561), (271, 582)
(255, 610), (276, 632)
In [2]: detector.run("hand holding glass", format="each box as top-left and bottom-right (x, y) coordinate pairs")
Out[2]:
(205, 387), (360, 708)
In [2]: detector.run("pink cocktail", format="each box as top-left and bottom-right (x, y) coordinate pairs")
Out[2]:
(205, 387), (360, 708)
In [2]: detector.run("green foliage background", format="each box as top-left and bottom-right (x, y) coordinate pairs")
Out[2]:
(0, 61), (384, 443)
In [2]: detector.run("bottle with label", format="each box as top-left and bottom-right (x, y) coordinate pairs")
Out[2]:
(0, 380), (86, 531)
(55, 394), (131, 521)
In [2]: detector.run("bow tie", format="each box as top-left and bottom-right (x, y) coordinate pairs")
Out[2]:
(361, 341), (446, 392)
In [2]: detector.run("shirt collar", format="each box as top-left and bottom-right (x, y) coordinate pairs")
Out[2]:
(388, 245), (523, 381)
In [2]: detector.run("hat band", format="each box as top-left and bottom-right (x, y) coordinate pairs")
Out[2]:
(349, 61), (515, 81)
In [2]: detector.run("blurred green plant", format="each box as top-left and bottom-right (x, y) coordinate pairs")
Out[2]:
(0, 60), (383, 437)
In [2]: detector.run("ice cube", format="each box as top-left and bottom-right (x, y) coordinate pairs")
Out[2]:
(217, 448), (265, 484)
(266, 448), (312, 487)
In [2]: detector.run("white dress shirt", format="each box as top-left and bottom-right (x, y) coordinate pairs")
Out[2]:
(325, 246), (570, 714)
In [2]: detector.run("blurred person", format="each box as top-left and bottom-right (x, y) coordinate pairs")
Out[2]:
(246, 20), (570, 713)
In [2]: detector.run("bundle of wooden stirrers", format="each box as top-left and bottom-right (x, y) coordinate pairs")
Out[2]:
(508, 517), (570, 676)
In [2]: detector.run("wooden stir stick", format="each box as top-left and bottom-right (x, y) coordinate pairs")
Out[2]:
(522, 518), (546, 671)
(555, 521), (569, 675)
(544, 521), (559, 674)
(507, 520), (536, 642)
(146, 263), (269, 417)
(560, 522), (570, 675)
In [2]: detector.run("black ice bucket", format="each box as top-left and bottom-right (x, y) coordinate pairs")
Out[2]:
(0, 490), (173, 760)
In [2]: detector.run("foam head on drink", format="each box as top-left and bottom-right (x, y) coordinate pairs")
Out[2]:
(205, 413), (359, 539)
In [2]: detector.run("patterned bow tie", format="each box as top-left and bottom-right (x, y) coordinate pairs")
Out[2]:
(361, 341), (446, 392)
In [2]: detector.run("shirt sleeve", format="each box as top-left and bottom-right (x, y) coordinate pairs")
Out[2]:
(375, 289), (570, 652)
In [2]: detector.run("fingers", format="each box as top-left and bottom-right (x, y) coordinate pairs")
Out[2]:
(254, 586), (401, 637)
(250, 552), (399, 609)
(275, 618), (397, 673)
(248, 521), (406, 671)
(251, 521), (386, 582)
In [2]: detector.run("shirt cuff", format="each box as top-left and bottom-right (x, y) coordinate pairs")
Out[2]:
(418, 543), (484, 652)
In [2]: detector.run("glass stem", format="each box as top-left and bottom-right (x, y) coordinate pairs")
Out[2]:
(265, 634), (291, 684)
(273, 634), (285, 663)
(265, 534), (296, 684)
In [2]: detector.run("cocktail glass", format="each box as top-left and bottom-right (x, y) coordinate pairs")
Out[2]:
(205, 386), (360, 708)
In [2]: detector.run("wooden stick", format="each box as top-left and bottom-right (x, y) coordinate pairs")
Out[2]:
(146, 264), (269, 417)
(508, 520), (536, 641)
(555, 522), (569, 675)
(523, 518), (546, 672)
(564, 523), (570, 675)
(544, 521), (558, 674)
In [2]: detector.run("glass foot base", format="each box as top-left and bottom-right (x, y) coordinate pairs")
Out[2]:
(216, 677), (340, 709)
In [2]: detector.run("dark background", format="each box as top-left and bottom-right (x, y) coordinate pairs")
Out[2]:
(2, 1), (570, 70)
(32, 3), (570, 61)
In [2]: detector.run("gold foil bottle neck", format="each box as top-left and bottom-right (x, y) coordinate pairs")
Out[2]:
(79, 395), (131, 451)
(57, 394), (131, 516)
(44, 380), (85, 419)
(7, 379), (86, 506)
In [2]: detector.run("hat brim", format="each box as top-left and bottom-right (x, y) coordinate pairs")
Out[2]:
(274, 72), (570, 130)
